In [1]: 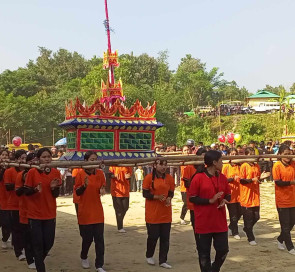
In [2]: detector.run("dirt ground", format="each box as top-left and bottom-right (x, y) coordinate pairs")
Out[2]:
(1, 183), (295, 272)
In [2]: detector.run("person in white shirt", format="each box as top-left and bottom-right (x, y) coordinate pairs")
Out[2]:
(135, 166), (144, 192)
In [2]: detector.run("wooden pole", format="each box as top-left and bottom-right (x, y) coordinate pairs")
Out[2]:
(0, 154), (292, 169)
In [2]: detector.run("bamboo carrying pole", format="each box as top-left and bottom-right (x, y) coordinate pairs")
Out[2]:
(0, 154), (293, 169)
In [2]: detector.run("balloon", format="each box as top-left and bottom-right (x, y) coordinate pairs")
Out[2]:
(12, 136), (22, 147)
(227, 133), (235, 144)
(218, 135), (226, 143)
(234, 134), (242, 142)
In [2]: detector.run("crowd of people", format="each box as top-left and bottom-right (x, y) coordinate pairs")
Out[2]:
(0, 139), (295, 272)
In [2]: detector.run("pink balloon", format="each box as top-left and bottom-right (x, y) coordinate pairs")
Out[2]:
(12, 136), (22, 147)
(218, 135), (226, 143)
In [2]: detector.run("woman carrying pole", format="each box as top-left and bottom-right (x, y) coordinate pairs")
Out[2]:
(222, 148), (242, 240)
(0, 149), (11, 249)
(189, 150), (231, 272)
(109, 166), (132, 233)
(24, 148), (61, 272)
(239, 147), (269, 245)
(142, 159), (175, 269)
(272, 144), (295, 255)
(75, 151), (107, 272)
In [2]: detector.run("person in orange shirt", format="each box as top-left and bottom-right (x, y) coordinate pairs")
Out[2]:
(0, 149), (11, 249)
(240, 147), (269, 245)
(222, 148), (242, 240)
(142, 159), (175, 269)
(15, 152), (36, 269)
(184, 148), (207, 232)
(109, 166), (132, 233)
(24, 148), (61, 272)
(179, 145), (191, 225)
(75, 151), (106, 272)
(72, 168), (81, 215)
(272, 144), (295, 255)
(4, 149), (27, 261)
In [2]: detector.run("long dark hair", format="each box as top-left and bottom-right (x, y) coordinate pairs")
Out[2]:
(151, 159), (167, 189)
(36, 148), (52, 159)
(84, 151), (97, 161)
(0, 149), (10, 180)
(15, 149), (26, 160)
(204, 150), (222, 168)
(244, 147), (254, 155)
(278, 144), (290, 155)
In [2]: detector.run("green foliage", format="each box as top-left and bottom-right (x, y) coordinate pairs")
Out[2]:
(1, 47), (283, 147)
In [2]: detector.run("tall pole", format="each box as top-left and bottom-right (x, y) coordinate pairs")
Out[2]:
(52, 128), (55, 147)
(23, 130), (26, 143)
(104, 0), (114, 85)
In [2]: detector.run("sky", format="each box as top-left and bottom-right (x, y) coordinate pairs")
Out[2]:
(1, 0), (295, 93)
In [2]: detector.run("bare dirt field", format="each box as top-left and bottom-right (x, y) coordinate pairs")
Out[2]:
(1, 183), (295, 272)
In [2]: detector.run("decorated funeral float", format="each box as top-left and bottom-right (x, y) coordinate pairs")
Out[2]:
(59, 0), (163, 161)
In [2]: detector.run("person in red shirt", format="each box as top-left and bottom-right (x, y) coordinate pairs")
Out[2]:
(189, 150), (231, 272)
(0, 149), (11, 249)
(272, 144), (295, 255)
(179, 145), (191, 225)
(222, 148), (242, 240)
(24, 148), (61, 272)
(4, 149), (27, 261)
(142, 159), (175, 269)
(15, 152), (36, 269)
(239, 147), (269, 246)
(74, 151), (107, 272)
(109, 166), (132, 233)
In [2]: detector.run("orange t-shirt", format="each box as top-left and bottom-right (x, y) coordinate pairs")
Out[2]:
(0, 169), (9, 210)
(142, 173), (175, 224)
(15, 171), (28, 224)
(4, 167), (22, 210)
(24, 168), (61, 220)
(239, 163), (261, 208)
(222, 163), (240, 203)
(272, 161), (295, 208)
(75, 169), (106, 225)
(180, 166), (186, 192)
(110, 167), (132, 197)
(72, 168), (82, 204)
(72, 168), (80, 178)
(183, 165), (197, 210)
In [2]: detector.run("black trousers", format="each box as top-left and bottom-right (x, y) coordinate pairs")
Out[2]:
(190, 210), (195, 231)
(65, 176), (73, 195)
(79, 223), (104, 268)
(21, 223), (34, 265)
(112, 197), (129, 230)
(195, 231), (229, 272)
(29, 218), (56, 272)
(227, 202), (242, 236)
(190, 210), (197, 243)
(241, 206), (260, 242)
(146, 223), (171, 264)
(180, 192), (188, 220)
(277, 207), (295, 251)
(0, 209), (11, 242)
(10, 210), (24, 257)
(74, 203), (78, 215)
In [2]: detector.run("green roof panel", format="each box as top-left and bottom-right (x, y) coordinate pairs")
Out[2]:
(248, 90), (280, 99)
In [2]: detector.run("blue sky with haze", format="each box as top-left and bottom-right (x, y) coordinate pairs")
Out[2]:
(1, 0), (295, 93)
